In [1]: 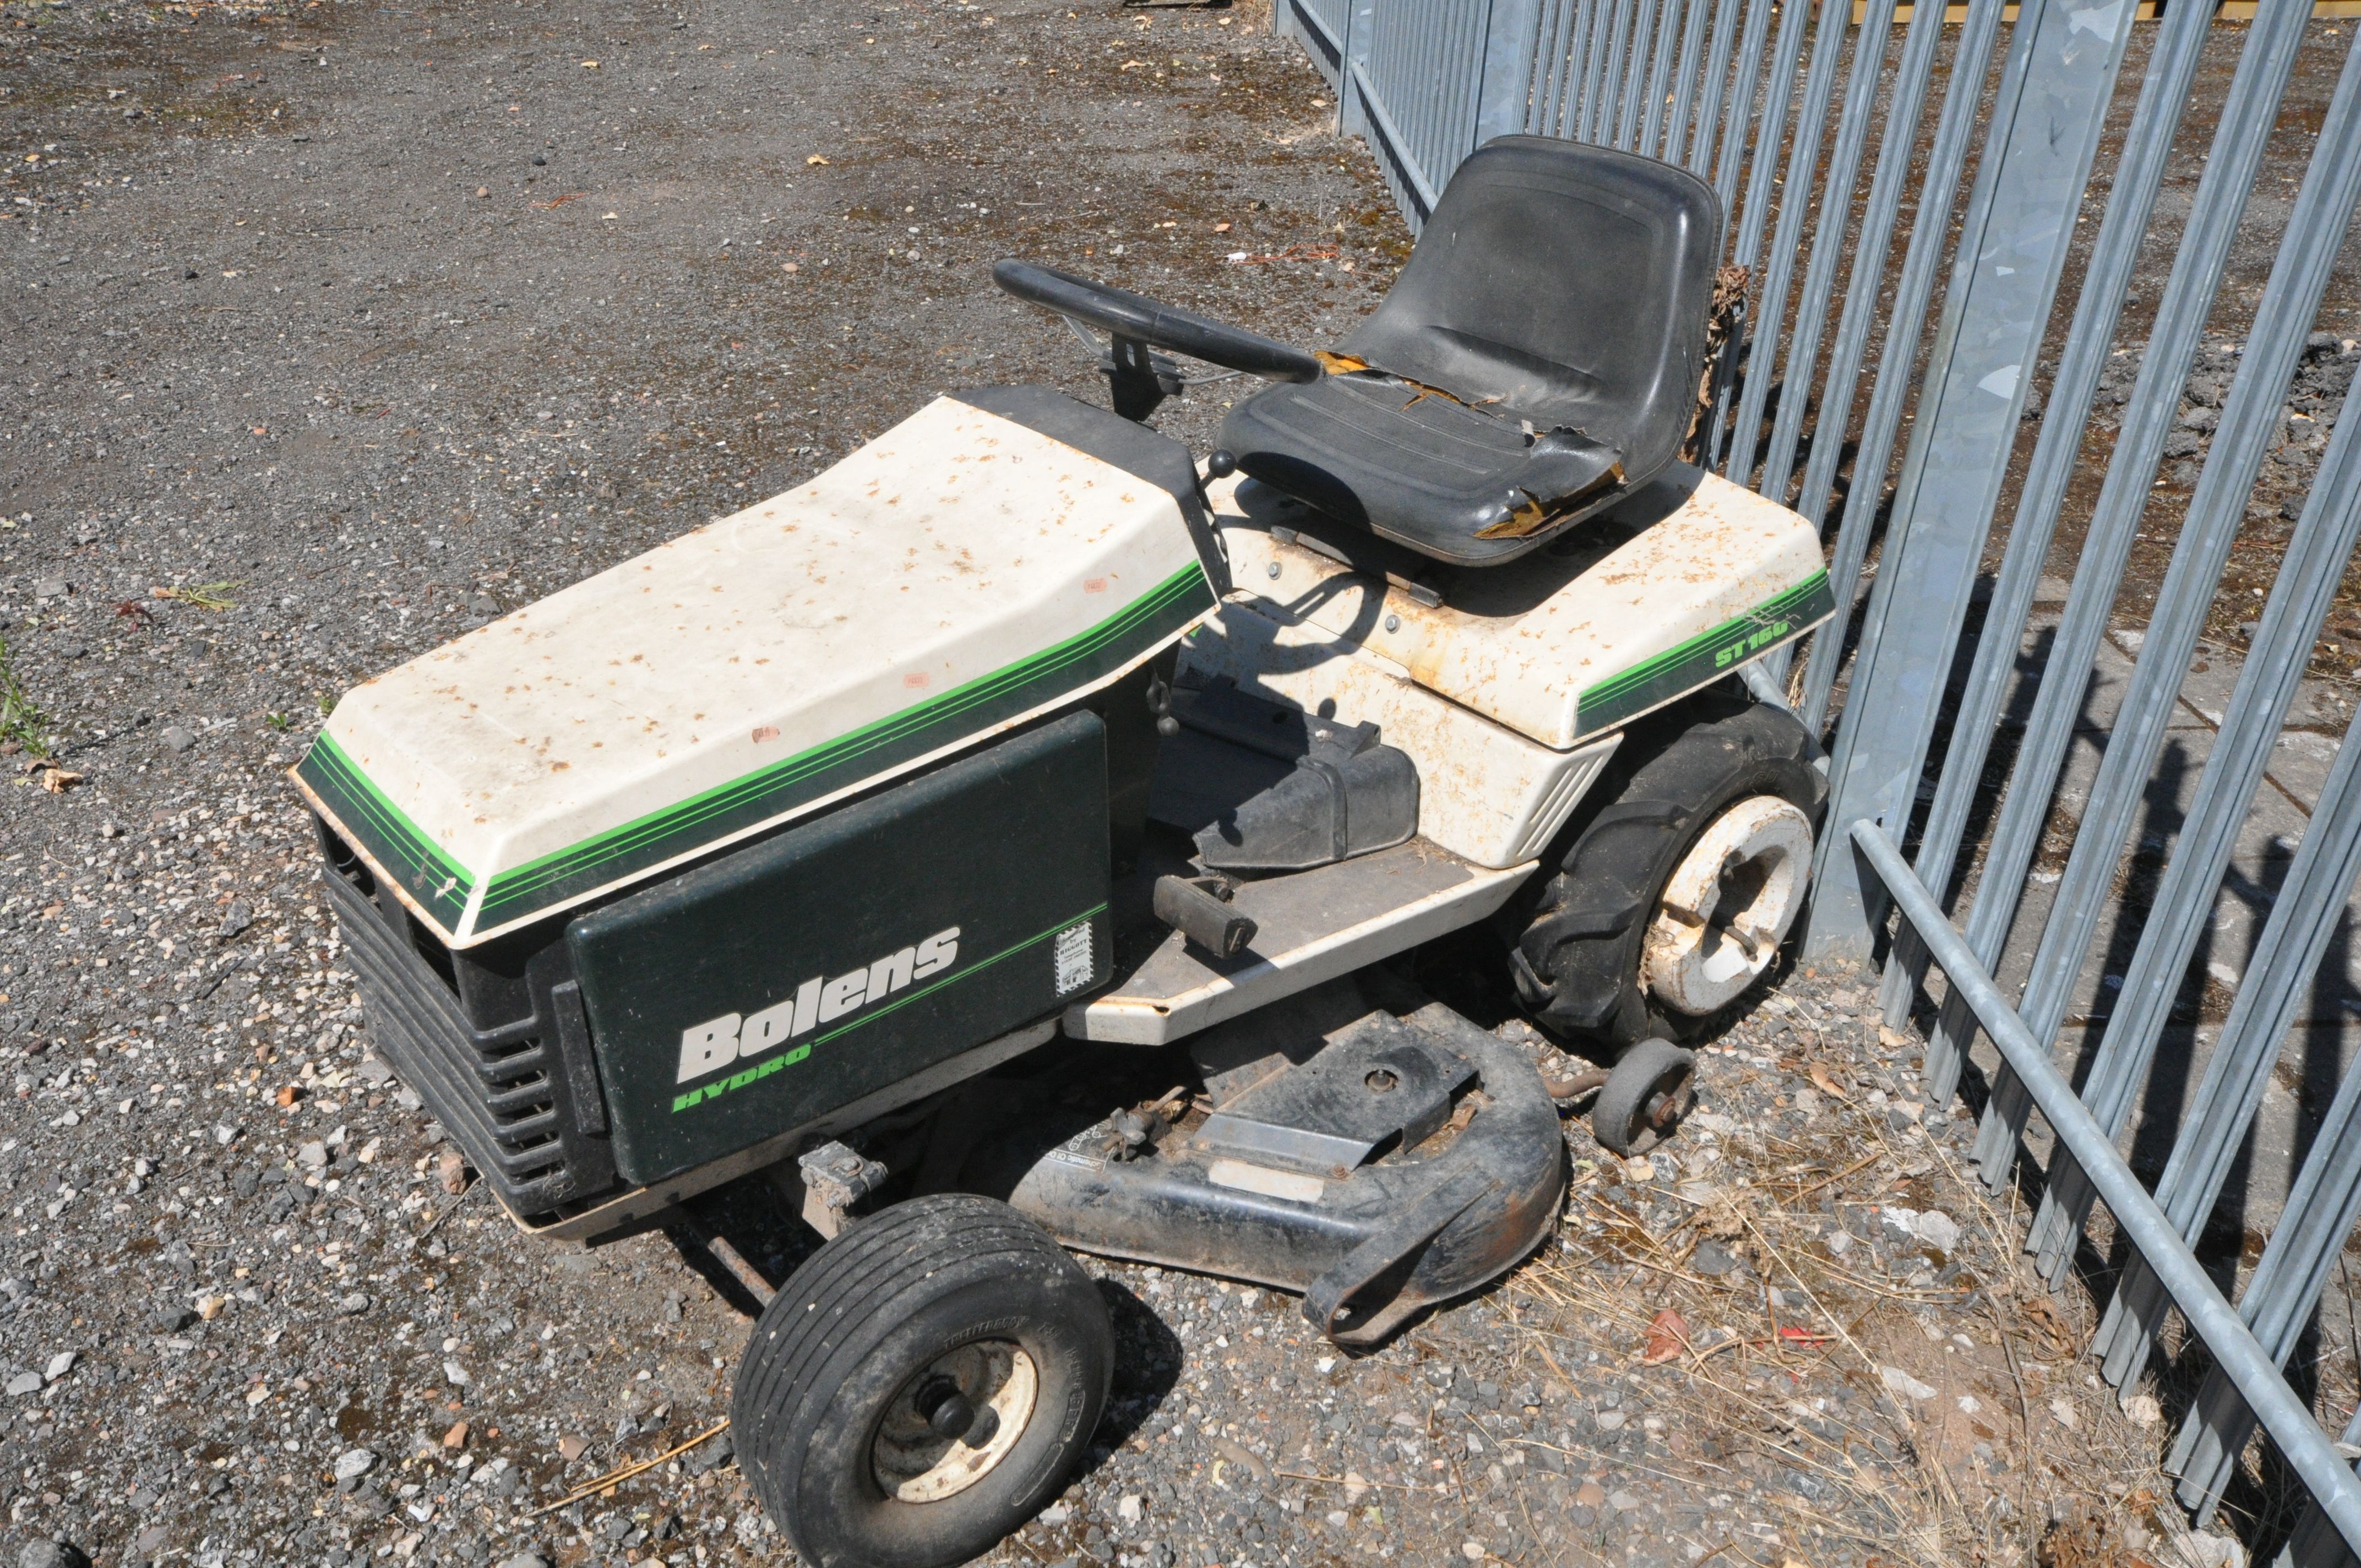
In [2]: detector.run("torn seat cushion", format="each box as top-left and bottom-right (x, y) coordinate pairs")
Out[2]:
(1219, 371), (1624, 562)
(1219, 136), (1722, 567)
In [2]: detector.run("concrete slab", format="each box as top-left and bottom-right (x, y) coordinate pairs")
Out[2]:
(2267, 725), (2344, 814)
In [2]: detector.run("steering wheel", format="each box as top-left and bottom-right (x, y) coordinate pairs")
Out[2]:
(993, 259), (1321, 422)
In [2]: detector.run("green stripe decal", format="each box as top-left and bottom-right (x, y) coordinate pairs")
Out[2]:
(296, 732), (476, 931)
(474, 562), (1210, 925)
(668, 906), (1103, 1115)
(1577, 571), (1836, 734)
(304, 562), (1212, 939)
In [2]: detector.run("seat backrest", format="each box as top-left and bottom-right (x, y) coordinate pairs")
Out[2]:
(1341, 137), (1722, 484)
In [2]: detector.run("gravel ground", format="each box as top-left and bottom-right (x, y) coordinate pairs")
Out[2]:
(0, 934), (2235, 1568)
(0, 2), (2291, 1566)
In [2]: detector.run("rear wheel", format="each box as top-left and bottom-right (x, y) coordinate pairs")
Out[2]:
(1508, 690), (1823, 1049)
(732, 1194), (1113, 1568)
(1640, 793), (1814, 1017)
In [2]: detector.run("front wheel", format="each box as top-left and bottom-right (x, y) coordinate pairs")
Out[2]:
(731, 1194), (1113, 1568)
(1591, 1037), (1696, 1157)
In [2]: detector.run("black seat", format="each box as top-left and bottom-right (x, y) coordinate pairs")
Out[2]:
(1219, 137), (1722, 567)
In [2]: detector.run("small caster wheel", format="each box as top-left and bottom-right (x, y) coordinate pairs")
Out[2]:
(731, 1193), (1112, 1568)
(1591, 1037), (1695, 1157)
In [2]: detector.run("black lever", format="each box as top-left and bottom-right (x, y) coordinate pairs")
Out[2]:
(1145, 676), (1179, 738)
(1152, 874), (1256, 959)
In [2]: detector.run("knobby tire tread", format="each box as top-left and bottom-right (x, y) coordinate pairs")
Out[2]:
(1508, 693), (1823, 1050)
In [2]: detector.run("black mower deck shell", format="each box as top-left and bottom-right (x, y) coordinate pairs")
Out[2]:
(977, 995), (1569, 1346)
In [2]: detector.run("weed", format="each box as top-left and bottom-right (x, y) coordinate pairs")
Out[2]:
(265, 711), (291, 732)
(154, 580), (242, 612)
(0, 633), (53, 758)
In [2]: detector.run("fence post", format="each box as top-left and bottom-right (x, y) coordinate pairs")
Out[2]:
(1962, 2), (2329, 1194)
(1272, 0), (1350, 95)
(1870, 0), (2217, 1061)
(1475, 0), (1549, 146)
(1340, 0), (1377, 144)
(1801, 0), (2135, 965)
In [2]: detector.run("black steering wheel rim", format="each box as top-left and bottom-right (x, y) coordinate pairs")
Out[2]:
(992, 259), (1323, 385)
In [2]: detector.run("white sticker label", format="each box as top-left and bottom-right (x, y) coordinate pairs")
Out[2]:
(1053, 921), (1094, 995)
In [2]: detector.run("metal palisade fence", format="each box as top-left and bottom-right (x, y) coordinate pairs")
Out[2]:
(1276, 0), (2361, 1555)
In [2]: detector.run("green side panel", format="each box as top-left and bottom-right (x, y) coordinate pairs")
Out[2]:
(568, 712), (1112, 1187)
(1577, 571), (1836, 735)
(296, 731), (475, 932)
(474, 562), (1212, 931)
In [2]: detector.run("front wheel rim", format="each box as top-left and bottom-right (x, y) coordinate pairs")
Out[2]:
(871, 1340), (1038, 1504)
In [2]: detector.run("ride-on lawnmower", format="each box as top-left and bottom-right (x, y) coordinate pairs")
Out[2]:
(293, 138), (1831, 1567)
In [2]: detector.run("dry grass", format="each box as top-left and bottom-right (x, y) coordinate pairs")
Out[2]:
(151, 579), (241, 612)
(1485, 1028), (2218, 1568)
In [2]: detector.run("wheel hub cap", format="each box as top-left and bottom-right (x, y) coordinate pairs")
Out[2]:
(1641, 795), (1813, 1016)
(872, 1341), (1037, 1504)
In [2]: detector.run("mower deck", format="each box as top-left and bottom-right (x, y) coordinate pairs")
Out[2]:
(978, 978), (1570, 1347)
